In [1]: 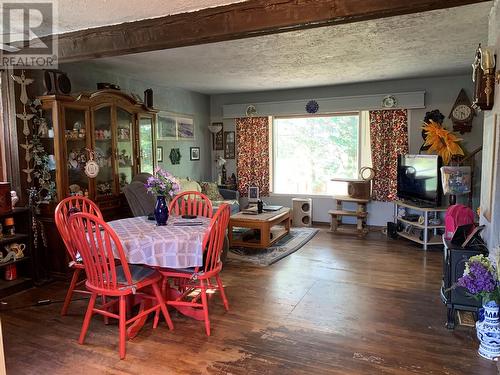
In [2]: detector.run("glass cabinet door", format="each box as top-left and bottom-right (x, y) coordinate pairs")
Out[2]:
(65, 107), (89, 196)
(40, 104), (57, 201)
(94, 106), (115, 197)
(139, 116), (154, 174)
(116, 107), (135, 192)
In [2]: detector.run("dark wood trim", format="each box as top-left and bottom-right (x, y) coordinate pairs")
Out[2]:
(54, 0), (490, 62)
(1, 70), (21, 190)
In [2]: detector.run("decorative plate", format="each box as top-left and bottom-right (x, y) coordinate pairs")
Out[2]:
(382, 95), (397, 108)
(85, 160), (99, 178)
(246, 105), (257, 117)
(305, 100), (319, 114)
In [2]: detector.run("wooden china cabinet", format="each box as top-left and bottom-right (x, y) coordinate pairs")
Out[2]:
(37, 89), (156, 277)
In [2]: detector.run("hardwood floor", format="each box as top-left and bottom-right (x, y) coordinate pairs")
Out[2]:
(1, 227), (497, 374)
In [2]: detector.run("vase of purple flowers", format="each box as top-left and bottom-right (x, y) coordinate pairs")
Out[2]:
(145, 167), (180, 226)
(458, 254), (500, 360)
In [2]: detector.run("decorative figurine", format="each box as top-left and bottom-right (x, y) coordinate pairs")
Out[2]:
(68, 151), (78, 169)
(10, 191), (19, 208)
(37, 118), (49, 137)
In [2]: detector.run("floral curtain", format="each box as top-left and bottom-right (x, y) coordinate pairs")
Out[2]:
(369, 110), (408, 201)
(236, 117), (270, 196)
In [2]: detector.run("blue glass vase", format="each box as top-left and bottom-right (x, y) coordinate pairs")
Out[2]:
(154, 195), (169, 226)
(476, 300), (500, 360)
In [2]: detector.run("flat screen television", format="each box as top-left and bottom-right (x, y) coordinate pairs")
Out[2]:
(397, 154), (442, 207)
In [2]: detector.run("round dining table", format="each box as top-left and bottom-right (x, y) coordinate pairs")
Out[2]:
(107, 215), (211, 269)
(107, 214), (212, 338)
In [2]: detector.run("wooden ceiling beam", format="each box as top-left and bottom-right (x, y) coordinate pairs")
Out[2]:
(53, 0), (490, 62)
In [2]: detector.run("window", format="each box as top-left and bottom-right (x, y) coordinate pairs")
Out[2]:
(272, 113), (361, 195)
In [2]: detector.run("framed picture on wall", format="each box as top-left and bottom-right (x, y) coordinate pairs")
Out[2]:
(177, 116), (195, 140)
(224, 131), (235, 159)
(213, 123), (224, 150)
(190, 147), (200, 161)
(157, 112), (177, 140)
(156, 146), (163, 162)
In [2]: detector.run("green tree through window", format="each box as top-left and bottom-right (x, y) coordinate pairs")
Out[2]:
(273, 114), (359, 194)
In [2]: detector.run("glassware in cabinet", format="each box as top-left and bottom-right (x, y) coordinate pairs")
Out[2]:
(65, 107), (89, 197)
(116, 107), (135, 192)
(94, 106), (115, 198)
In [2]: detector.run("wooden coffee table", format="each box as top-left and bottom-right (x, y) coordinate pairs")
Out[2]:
(228, 207), (291, 249)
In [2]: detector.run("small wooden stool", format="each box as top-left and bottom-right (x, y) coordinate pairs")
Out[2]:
(328, 196), (369, 237)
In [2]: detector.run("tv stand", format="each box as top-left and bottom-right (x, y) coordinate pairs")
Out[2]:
(401, 198), (439, 208)
(395, 200), (447, 250)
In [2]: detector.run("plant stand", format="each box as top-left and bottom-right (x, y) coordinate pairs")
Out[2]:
(328, 196), (369, 238)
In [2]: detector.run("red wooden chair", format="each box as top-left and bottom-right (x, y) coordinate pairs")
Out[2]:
(169, 191), (213, 218)
(68, 212), (174, 359)
(155, 203), (231, 335)
(55, 196), (103, 316)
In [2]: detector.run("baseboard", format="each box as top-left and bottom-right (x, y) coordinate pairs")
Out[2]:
(310, 221), (384, 232)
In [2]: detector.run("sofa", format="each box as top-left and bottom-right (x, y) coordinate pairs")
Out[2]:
(123, 173), (239, 217)
(123, 174), (234, 262)
(177, 178), (240, 214)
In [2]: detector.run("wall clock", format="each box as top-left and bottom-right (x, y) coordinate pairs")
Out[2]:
(449, 89), (475, 134)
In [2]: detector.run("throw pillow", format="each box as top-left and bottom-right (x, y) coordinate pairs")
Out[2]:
(178, 178), (201, 193)
(200, 181), (224, 201)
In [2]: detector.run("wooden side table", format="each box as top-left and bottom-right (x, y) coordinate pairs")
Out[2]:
(328, 196), (369, 237)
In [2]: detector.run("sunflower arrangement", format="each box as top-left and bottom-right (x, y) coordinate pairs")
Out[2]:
(422, 120), (464, 164)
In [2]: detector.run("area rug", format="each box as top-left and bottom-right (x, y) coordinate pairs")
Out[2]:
(228, 227), (319, 266)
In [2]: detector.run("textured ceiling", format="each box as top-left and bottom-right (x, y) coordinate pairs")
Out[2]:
(56, 0), (247, 34)
(75, 2), (492, 94)
(2, 0), (247, 38)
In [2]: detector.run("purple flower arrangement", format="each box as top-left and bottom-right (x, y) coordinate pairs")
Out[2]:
(457, 255), (500, 303)
(145, 167), (180, 198)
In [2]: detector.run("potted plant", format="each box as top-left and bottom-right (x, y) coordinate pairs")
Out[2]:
(457, 254), (500, 360)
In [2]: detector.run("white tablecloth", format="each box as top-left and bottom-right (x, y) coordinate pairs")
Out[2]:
(108, 216), (210, 269)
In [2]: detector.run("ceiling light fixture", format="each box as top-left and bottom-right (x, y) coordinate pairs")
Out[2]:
(208, 122), (223, 134)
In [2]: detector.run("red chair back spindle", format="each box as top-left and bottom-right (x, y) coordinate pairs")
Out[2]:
(169, 191), (213, 218)
(55, 197), (103, 264)
(68, 212), (134, 293)
(201, 203), (230, 274)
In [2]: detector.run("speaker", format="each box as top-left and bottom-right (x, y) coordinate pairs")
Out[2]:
(292, 198), (312, 227)
(144, 88), (154, 108)
(387, 222), (398, 239)
(44, 70), (71, 95)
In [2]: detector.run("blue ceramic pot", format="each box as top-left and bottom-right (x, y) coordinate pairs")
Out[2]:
(476, 300), (500, 360)
(154, 196), (169, 226)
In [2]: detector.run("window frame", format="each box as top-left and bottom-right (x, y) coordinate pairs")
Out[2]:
(271, 111), (362, 196)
